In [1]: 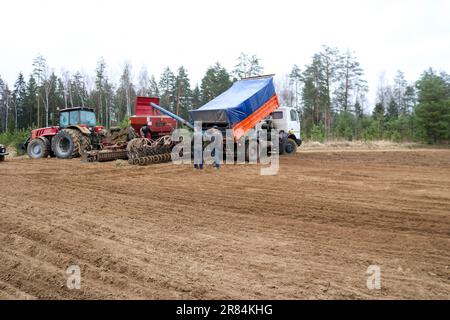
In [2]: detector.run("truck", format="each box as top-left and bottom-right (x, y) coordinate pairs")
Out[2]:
(127, 75), (301, 165)
(187, 74), (301, 157)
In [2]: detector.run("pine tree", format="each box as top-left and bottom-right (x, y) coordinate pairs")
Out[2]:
(32, 54), (51, 127)
(289, 64), (302, 112)
(95, 58), (107, 125)
(415, 69), (450, 143)
(301, 54), (328, 130)
(233, 53), (264, 79)
(47, 73), (62, 125)
(149, 75), (159, 96)
(137, 66), (152, 97)
(56, 77), (66, 109)
(0, 76), (10, 131)
(158, 67), (176, 112)
(200, 63), (232, 105)
(373, 102), (385, 120)
(335, 50), (367, 113)
(403, 85), (416, 115)
(386, 99), (399, 120)
(116, 62), (135, 121)
(25, 75), (38, 127)
(71, 72), (88, 108)
(354, 100), (364, 139)
(191, 85), (201, 110)
(319, 46), (341, 131)
(13, 73), (27, 129)
(174, 66), (192, 120)
(393, 70), (408, 115)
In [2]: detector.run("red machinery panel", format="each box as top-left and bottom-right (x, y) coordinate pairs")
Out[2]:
(130, 96), (177, 138)
(135, 96), (161, 116)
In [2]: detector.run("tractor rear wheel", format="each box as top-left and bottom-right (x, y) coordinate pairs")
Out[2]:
(27, 138), (50, 159)
(51, 129), (81, 159)
(80, 133), (92, 154)
(284, 138), (298, 155)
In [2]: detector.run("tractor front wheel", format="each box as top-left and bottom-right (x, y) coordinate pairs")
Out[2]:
(51, 129), (81, 159)
(27, 138), (50, 159)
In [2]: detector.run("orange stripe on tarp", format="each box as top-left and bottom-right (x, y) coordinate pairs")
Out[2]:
(232, 94), (279, 141)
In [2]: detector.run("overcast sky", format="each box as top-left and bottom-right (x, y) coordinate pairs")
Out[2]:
(0, 0), (449, 108)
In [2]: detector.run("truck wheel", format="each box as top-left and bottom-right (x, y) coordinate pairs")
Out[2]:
(51, 129), (81, 159)
(27, 138), (50, 159)
(284, 138), (298, 155)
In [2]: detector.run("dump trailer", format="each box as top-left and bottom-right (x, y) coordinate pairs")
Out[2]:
(126, 75), (301, 165)
(189, 75), (280, 140)
(189, 75), (301, 157)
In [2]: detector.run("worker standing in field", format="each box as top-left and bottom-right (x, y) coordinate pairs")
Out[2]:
(205, 126), (222, 169)
(193, 123), (203, 170)
(212, 126), (221, 169)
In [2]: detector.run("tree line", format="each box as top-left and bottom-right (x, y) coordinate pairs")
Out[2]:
(0, 49), (449, 144)
(280, 46), (449, 143)
(0, 53), (262, 132)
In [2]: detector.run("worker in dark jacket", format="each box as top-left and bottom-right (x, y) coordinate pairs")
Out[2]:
(213, 126), (221, 169)
(140, 124), (151, 139)
(207, 126), (221, 169)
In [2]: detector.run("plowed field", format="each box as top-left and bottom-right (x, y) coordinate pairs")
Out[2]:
(0, 149), (449, 299)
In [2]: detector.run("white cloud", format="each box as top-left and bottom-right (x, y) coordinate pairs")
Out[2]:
(0, 0), (448, 108)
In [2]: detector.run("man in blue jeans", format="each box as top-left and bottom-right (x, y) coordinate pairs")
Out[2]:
(210, 126), (221, 169)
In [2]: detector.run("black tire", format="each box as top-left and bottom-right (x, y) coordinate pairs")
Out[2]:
(51, 129), (81, 159)
(278, 131), (286, 155)
(0, 156), (4, 162)
(284, 138), (298, 155)
(79, 133), (92, 154)
(27, 138), (50, 159)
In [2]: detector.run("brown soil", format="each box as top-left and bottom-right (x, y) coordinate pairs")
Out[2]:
(0, 149), (449, 300)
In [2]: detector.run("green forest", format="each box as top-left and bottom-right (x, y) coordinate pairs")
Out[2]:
(0, 47), (449, 147)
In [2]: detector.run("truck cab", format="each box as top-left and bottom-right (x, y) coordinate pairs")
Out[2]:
(270, 107), (302, 147)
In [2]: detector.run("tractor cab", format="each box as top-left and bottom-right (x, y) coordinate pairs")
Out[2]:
(59, 107), (96, 128)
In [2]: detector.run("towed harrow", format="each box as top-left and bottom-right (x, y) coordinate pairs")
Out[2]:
(83, 148), (129, 162)
(126, 136), (176, 165)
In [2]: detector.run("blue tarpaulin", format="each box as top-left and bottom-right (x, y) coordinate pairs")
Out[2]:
(188, 77), (275, 127)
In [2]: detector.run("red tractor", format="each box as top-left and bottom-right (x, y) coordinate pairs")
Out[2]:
(24, 107), (105, 159)
(24, 97), (176, 161)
